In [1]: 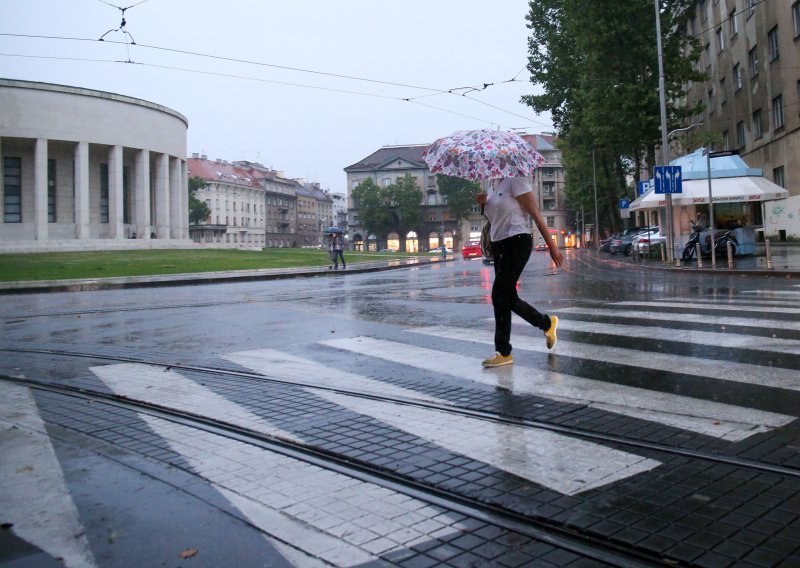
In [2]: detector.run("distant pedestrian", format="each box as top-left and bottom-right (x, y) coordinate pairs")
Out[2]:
(327, 233), (335, 269)
(332, 233), (346, 270)
(442, 243), (447, 259)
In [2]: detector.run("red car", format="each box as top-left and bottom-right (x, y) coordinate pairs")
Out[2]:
(461, 241), (482, 260)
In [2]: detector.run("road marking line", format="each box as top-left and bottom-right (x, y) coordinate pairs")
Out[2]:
(90, 363), (301, 442)
(0, 384), (97, 568)
(314, 389), (661, 496)
(559, 307), (800, 332)
(613, 301), (800, 315)
(137, 412), (461, 565)
(553, 319), (800, 355)
(340, 332), (794, 440)
(224, 348), (446, 404)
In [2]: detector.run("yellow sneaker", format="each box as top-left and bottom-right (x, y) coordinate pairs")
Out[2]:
(482, 352), (513, 367)
(544, 315), (558, 349)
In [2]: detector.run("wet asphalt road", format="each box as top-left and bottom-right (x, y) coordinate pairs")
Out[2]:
(2, 249), (800, 567)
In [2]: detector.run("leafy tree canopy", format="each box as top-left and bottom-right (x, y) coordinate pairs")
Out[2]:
(351, 178), (392, 238)
(523, 0), (705, 233)
(436, 174), (482, 222)
(188, 176), (210, 225)
(388, 174), (423, 235)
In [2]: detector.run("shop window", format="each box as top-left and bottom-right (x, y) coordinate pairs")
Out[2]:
(100, 163), (109, 223)
(47, 159), (56, 223)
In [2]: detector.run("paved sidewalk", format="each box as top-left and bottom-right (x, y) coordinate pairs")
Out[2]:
(599, 241), (800, 277)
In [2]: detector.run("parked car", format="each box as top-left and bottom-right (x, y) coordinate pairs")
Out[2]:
(535, 241), (548, 252)
(610, 227), (660, 256)
(429, 246), (453, 255)
(461, 241), (482, 260)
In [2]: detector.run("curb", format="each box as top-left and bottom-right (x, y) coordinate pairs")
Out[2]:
(0, 257), (453, 295)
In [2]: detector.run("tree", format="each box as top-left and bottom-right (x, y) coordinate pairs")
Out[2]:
(523, 0), (704, 234)
(188, 176), (211, 225)
(388, 174), (423, 237)
(351, 178), (391, 239)
(435, 174), (481, 223)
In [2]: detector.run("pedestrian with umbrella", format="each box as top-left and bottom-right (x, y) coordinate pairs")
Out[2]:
(423, 130), (564, 367)
(325, 227), (346, 270)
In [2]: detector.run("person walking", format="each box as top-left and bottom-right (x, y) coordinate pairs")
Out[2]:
(476, 176), (564, 367)
(327, 233), (336, 270)
(332, 232), (346, 270)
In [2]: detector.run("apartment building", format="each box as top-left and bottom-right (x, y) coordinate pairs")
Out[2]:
(685, 0), (800, 237)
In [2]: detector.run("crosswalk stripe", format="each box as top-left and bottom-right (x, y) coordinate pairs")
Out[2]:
(739, 290), (800, 297)
(612, 301), (800, 315)
(553, 319), (800, 355)
(315, 389), (661, 496)
(559, 307), (800, 333)
(346, 332), (795, 440)
(90, 363), (301, 443)
(224, 348), (447, 404)
(0, 384), (97, 568)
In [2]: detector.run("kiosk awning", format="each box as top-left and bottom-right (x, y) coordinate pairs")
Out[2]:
(629, 176), (789, 211)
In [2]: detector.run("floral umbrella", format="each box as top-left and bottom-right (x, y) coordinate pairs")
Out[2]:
(422, 130), (545, 181)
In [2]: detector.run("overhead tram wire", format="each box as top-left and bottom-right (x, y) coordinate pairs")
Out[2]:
(0, 32), (552, 129)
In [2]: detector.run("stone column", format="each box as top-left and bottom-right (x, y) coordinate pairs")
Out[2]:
(169, 156), (182, 239)
(181, 160), (189, 239)
(74, 141), (90, 239)
(154, 152), (170, 239)
(135, 149), (150, 239)
(108, 145), (124, 239)
(34, 138), (48, 240)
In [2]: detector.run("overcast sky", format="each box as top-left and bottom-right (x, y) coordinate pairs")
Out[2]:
(1, 0), (552, 193)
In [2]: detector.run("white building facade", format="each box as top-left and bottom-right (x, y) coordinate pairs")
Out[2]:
(0, 79), (190, 252)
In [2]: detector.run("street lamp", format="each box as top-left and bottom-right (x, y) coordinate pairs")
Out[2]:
(654, 0), (673, 262)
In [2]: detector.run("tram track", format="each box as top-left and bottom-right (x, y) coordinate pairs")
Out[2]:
(3, 338), (800, 566)
(2, 364), (666, 568)
(2, 345), (798, 480)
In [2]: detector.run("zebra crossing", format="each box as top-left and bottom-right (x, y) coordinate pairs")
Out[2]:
(3, 287), (799, 566)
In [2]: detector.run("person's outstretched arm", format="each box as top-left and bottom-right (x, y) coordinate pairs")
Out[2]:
(516, 192), (564, 267)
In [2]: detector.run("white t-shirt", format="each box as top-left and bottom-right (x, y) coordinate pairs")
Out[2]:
(484, 177), (532, 242)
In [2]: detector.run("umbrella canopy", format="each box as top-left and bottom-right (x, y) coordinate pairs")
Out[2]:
(629, 176), (789, 211)
(323, 227), (343, 234)
(422, 130), (545, 180)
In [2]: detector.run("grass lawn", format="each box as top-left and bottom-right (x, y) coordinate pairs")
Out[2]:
(0, 249), (421, 282)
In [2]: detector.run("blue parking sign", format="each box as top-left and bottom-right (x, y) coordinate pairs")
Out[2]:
(654, 165), (682, 194)
(619, 198), (630, 209)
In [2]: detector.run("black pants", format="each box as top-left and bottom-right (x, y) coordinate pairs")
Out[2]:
(491, 233), (549, 356)
(332, 250), (345, 268)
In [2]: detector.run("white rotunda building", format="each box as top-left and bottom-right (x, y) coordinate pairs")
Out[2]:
(0, 79), (190, 252)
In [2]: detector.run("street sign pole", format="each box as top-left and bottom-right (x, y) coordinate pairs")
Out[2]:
(654, 0), (674, 263)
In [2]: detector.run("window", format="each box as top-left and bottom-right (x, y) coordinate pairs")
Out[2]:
(733, 63), (742, 91)
(773, 166), (785, 188)
(794, 1), (800, 38)
(736, 121), (746, 149)
(47, 159), (56, 223)
(747, 0), (756, 18)
(3, 157), (22, 223)
(426, 193), (436, 205)
(707, 88), (714, 114)
(772, 95), (784, 129)
(729, 8), (738, 37)
(100, 163), (109, 223)
(546, 216), (555, 227)
(719, 77), (727, 104)
(122, 166), (130, 224)
(753, 109), (763, 139)
(716, 28), (724, 52)
(748, 46), (759, 77)
(768, 26), (779, 61)
(381, 177), (391, 187)
(722, 130), (730, 150)
(700, 0), (708, 22)
(703, 43), (711, 69)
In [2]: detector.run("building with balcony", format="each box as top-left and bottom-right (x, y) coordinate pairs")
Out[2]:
(344, 144), (458, 252)
(187, 156), (298, 248)
(0, 79), (190, 252)
(344, 136), (567, 251)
